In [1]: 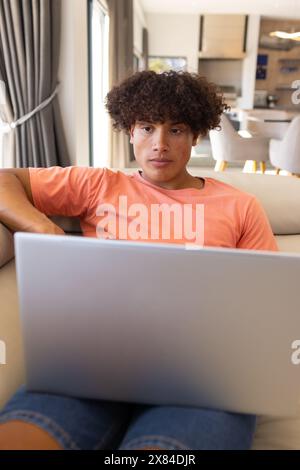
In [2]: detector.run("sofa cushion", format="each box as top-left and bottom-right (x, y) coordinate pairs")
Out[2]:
(252, 415), (300, 450)
(0, 224), (14, 269)
(0, 260), (25, 409)
(276, 235), (300, 253)
(190, 170), (300, 236)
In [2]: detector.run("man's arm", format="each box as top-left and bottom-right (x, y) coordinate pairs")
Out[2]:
(0, 169), (65, 234)
(237, 196), (278, 252)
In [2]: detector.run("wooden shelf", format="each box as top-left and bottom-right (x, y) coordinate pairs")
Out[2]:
(276, 85), (295, 90)
(278, 58), (300, 63)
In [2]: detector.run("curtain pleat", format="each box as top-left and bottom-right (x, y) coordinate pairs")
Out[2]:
(23, 0), (38, 167)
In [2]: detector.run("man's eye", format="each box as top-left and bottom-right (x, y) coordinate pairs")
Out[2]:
(170, 128), (182, 134)
(142, 126), (152, 133)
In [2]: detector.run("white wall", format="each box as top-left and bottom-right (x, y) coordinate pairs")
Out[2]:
(58, 0), (90, 166)
(240, 15), (261, 109)
(141, 0), (300, 17)
(146, 13), (200, 73)
(199, 60), (243, 94)
(134, 0), (147, 56)
(146, 12), (260, 108)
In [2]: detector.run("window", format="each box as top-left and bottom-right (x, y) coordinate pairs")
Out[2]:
(133, 54), (140, 72)
(0, 128), (3, 168)
(148, 56), (187, 74)
(0, 80), (6, 167)
(89, 0), (109, 167)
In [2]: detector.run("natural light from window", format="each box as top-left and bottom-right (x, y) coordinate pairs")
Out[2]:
(0, 132), (3, 168)
(0, 80), (6, 168)
(90, 0), (110, 168)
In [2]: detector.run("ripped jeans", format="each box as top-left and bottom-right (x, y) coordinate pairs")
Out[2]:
(0, 386), (256, 450)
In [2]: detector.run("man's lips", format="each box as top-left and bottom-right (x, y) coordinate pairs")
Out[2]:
(149, 159), (172, 167)
(149, 158), (172, 162)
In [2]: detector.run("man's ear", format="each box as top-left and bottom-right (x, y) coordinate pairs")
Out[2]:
(129, 126), (135, 144)
(192, 133), (201, 146)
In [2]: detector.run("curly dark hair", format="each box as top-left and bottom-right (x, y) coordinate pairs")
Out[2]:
(105, 70), (229, 137)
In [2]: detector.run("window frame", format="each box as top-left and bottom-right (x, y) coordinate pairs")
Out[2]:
(88, 0), (110, 168)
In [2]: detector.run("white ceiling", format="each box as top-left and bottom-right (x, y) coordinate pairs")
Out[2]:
(139, 0), (300, 17)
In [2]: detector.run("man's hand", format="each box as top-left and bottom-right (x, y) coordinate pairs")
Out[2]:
(30, 219), (66, 236)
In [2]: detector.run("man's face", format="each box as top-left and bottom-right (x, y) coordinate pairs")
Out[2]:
(129, 121), (199, 184)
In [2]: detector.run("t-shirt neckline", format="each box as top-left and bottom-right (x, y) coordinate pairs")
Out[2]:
(134, 170), (208, 193)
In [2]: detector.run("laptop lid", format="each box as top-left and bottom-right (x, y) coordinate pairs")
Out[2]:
(14, 232), (300, 416)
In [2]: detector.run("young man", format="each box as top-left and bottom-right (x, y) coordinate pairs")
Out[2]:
(0, 71), (277, 450)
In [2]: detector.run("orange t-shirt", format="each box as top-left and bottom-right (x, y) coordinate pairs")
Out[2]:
(29, 166), (278, 251)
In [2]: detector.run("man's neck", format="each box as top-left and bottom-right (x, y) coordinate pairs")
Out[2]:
(139, 171), (204, 191)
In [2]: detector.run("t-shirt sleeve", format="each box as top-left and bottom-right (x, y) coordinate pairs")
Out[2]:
(237, 196), (278, 252)
(29, 166), (105, 217)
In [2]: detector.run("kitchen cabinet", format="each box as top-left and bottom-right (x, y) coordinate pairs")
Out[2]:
(199, 15), (247, 59)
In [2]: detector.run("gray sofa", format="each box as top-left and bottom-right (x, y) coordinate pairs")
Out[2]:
(1, 169), (300, 449)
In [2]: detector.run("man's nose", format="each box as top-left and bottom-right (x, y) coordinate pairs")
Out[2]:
(152, 130), (169, 152)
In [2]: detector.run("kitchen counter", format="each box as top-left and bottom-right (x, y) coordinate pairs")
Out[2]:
(254, 106), (300, 111)
(227, 108), (300, 139)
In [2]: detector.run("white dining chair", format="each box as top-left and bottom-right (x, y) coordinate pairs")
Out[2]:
(269, 115), (300, 176)
(209, 113), (269, 172)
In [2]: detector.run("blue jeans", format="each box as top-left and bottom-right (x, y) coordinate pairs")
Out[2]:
(0, 386), (256, 450)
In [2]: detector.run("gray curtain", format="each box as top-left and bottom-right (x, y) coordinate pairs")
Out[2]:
(107, 0), (133, 168)
(0, 0), (70, 168)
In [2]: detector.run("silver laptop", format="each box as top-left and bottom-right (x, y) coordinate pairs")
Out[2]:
(14, 232), (300, 417)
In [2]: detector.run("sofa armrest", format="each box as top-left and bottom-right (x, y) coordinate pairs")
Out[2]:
(0, 260), (25, 410)
(0, 217), (82, 269)
(0, 223), (14, 268)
